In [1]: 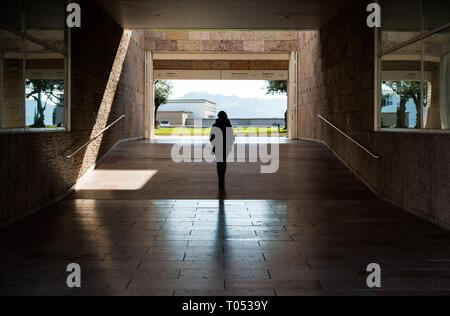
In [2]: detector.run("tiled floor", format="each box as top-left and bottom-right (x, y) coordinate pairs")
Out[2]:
(71, 138), (376, 200)
(1, 139), (450, 296)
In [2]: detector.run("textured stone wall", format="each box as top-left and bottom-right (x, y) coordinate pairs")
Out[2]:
(297, 0), (450, 228)
(1, 59), (24, 128)
(154, 59), (289, 70)
(145, 30), (299, 52)
(0, 0), (145, 226)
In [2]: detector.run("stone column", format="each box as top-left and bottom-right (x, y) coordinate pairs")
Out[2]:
(425, 72), (442, 129)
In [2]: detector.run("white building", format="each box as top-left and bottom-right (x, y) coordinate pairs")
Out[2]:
(156, 111), (192, 126)
(158, 99), (216, 119)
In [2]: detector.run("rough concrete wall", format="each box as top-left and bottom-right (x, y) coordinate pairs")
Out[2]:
(0, 0), (145, 226)
(145, 30), (299, 52)
(297, 0), (450, 228)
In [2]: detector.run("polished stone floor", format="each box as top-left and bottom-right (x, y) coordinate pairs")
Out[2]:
(1, 139), (450, 296)
(71, 138), (375, 200)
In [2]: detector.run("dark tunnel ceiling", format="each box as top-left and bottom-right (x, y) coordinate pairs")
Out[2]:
(94, 0), (349, 29)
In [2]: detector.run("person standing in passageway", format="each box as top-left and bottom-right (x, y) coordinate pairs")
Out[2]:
(210, 111), (235, 190)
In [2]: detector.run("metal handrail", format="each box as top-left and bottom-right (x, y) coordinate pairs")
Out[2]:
(318, 115), (380, 159)
(66, 115), (126, 159)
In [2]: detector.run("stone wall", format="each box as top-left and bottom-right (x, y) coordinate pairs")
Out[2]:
(145, 30), (299, 52)
(154, 60), (289, 70)
(1, 59), (24, 128)
(0, 0), (145, 226)
(297, 0), (450, 228)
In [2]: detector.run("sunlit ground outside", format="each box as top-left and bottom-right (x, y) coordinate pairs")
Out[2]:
(155, 127), (287, 136)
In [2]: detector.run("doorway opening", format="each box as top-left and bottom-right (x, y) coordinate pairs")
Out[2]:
(154, 80), (288, 141)
(144, 52), (298, 141)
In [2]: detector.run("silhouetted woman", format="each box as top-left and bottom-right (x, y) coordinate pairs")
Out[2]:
(210, 111), (235, 190)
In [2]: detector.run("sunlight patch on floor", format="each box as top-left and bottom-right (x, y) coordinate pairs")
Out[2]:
(75, 169), (159, 190)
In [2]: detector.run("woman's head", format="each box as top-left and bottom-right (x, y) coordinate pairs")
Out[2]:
(218, 111), (228, 120)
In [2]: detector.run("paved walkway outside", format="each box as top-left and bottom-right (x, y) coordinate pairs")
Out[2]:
(1, 139), (450, 296)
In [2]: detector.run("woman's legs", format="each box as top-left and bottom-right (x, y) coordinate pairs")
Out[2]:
(217, 162), (227, 189)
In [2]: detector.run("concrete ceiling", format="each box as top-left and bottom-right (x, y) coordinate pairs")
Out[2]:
(94, 0), (348, 29)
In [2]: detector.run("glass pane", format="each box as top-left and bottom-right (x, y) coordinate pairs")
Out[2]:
(423, 27), (450, 129)
(0, 29), (25, 129)
(25, 40), (65, 128)
(0, 0), (24, 31)
(381, 0), (422, 52)
(424, 0), (450, 31)
(25, 0), (66, 53)
(380, 41), (422, 129)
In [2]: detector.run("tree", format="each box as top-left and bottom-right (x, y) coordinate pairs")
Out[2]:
(265, 80), (288, 129)
(26, 79), (64, 128)
(383, 81), (424, 128)
(154, 80), (173, 119)
(265, 80), (287, 95)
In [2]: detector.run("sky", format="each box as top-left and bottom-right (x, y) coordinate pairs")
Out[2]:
(169, 80), (285, 100)
(167, 80), (287, 118)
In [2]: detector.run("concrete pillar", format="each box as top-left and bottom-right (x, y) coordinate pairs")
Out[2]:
(440, 53), (450, 129)
(287, 51), (297, 139)
(145, 51), (155, 139)
(425, 73), (442, 129)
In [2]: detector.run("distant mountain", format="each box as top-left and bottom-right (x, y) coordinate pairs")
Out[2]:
(178, 91), (287, 118)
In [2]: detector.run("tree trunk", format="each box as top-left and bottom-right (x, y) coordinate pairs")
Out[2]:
(154, 104), (160, 126)
(396, 98), (407, 128)
(284, 110), (287, 130)
(33, 91), (45, 128)
(414, 98), (421, 128)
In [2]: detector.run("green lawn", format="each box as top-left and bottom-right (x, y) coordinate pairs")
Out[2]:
(26, 125), (62, 129)
(155, 127), (287, 136)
